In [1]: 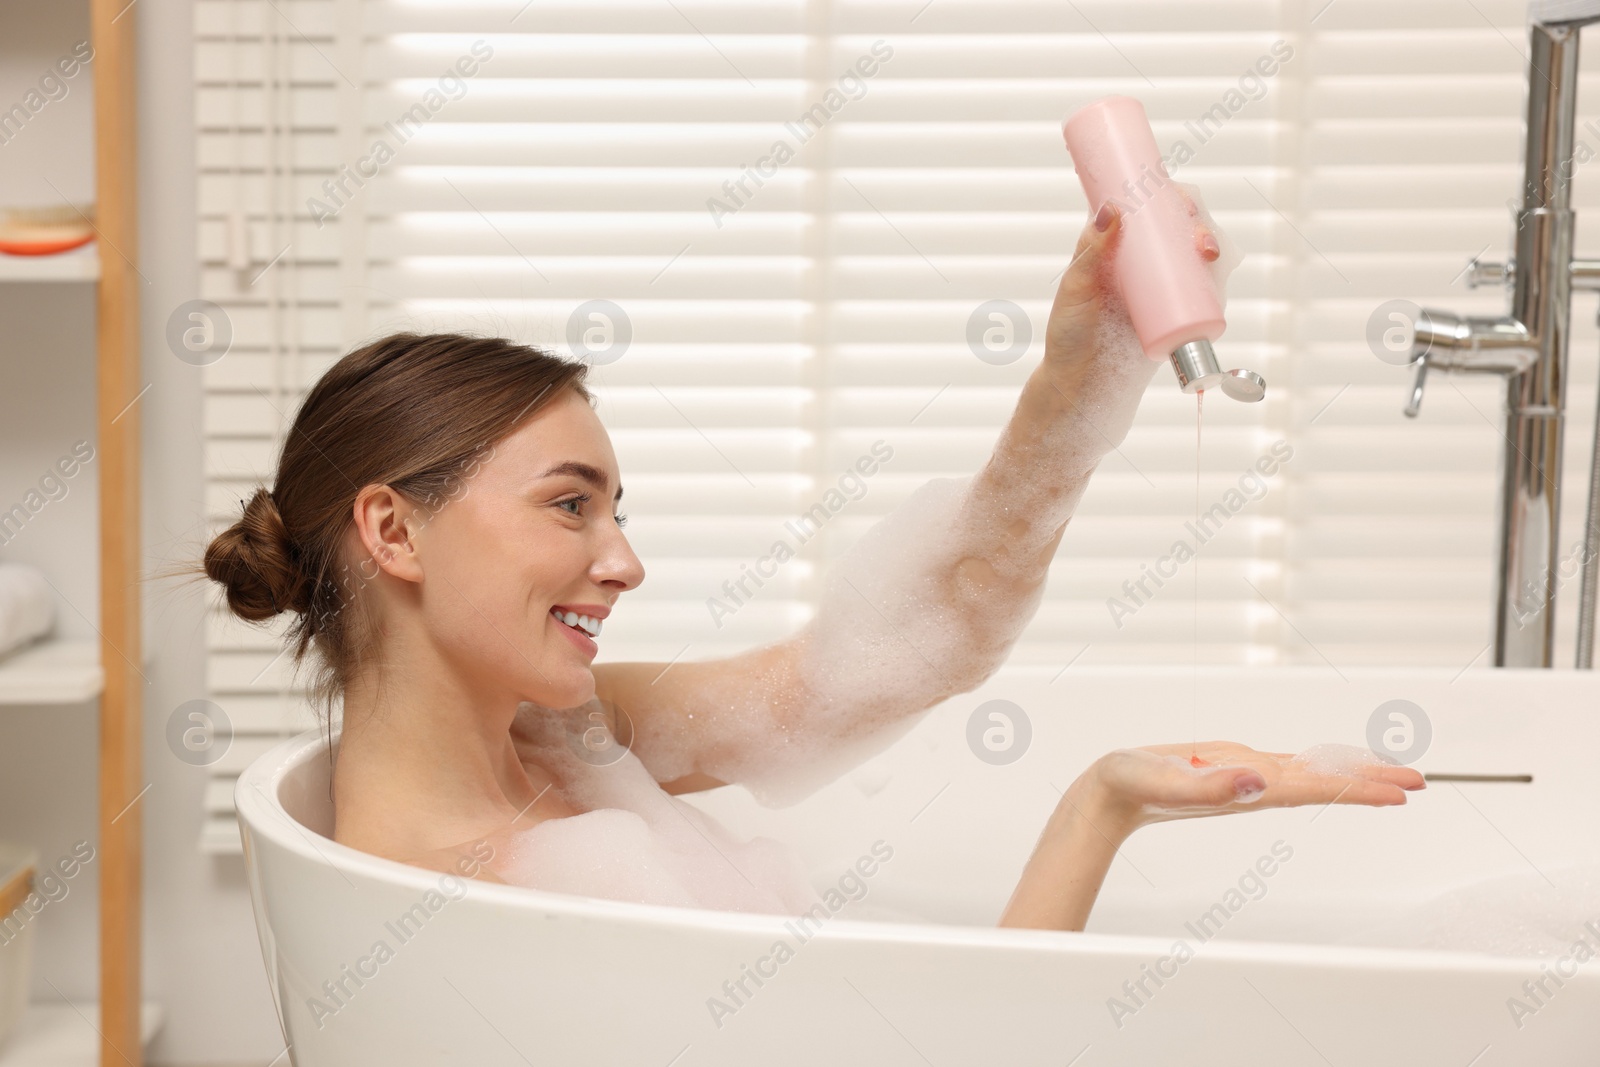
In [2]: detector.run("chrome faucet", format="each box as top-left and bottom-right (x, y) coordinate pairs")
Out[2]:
(1401, 6), (1600, 668)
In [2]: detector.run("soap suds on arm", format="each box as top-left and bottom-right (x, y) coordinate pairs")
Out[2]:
(618, 471), (1062, 808)
(616, 184), (1247, 809)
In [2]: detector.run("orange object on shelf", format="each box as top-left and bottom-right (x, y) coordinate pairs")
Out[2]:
(0, 203), (96, 256)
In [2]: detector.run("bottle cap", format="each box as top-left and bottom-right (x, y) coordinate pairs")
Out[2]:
(1221, 368), (1266, 403)
(1169, 340), (1225, 394)
(1169, 341), (1267, 401)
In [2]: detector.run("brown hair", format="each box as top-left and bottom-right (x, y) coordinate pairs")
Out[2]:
(198, 332), (592, 720)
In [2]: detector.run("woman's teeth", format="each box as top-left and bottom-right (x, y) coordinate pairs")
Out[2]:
(551, 608), (602, 638)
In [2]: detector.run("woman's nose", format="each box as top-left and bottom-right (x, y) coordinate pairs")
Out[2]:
(597, 528), (645, 591)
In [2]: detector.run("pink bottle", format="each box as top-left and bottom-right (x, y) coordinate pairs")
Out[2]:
(1061, 96), (1264, 402)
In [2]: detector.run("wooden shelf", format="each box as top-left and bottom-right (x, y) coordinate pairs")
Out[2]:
(0, 1002), (161, 1066)
(0, 640), (103, 705)
(0, 248), (99, 283)
(0, 4), (148, 1063)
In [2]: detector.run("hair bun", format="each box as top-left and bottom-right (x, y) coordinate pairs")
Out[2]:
(204, 487), (311, 621)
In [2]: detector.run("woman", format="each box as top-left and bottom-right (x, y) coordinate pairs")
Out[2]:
(201, 198), (1423, 932)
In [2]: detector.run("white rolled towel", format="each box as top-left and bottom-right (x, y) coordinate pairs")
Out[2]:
(0, 564), (55, 661)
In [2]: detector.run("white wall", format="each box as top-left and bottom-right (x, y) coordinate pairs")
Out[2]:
(135, 0), (284, 1060)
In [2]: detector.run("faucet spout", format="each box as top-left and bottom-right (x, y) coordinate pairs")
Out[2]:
(1402, 312), (1535, 419)
(1410, 311), (1537, 367)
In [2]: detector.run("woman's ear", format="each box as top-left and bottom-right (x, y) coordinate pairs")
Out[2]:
(351, 484), (426, 584)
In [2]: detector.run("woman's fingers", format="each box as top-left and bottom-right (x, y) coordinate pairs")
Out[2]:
(1325, 776), (1410, 806)
(1175, 185), (1220, 262)
(1368, 762), (1427, 790)
(1279, 767), (1412, 807)
(1077, 187), (1217, 265)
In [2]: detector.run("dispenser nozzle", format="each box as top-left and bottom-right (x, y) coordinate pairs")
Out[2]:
(1170, 340), (1224, 394)
(1168, 340), (1265, 402)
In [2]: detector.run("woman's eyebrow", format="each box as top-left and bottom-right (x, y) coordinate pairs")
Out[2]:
(539, 460), (624, 502)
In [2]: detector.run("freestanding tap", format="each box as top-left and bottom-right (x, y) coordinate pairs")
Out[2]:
(1402, 4), (1600, 667)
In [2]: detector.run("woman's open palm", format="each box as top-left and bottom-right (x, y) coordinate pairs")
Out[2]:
(1093, 740), (1426, 830)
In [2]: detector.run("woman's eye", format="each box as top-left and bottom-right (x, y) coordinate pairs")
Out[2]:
(558, 495), (628, 528)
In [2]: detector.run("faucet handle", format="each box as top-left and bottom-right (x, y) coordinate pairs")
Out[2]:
(1403, 350), (1429, 418)
(1465, 258), (1513, 290)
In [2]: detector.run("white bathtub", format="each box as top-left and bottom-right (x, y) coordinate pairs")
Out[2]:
(236, 666), (1600, 1065)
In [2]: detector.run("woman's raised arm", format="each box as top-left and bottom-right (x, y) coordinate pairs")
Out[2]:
(595, 199), (1229, 806)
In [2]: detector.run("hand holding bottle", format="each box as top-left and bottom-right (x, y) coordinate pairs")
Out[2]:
(1034, 188), (1225, 470)
(1042, 189), (1221, 364)
(1060, 94), (1263, 400)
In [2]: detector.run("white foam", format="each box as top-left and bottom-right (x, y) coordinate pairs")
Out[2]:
(1288, 742), (1393, 777)
(490, 703), (820, 915)
(850, 754), (895, 797)
(628, 466), (1090, 808)
(1339, 864), (1600, 958)
(1078, 281), (1162, 459)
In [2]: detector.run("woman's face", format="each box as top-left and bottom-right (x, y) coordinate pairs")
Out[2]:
(396, 388), (645, 710)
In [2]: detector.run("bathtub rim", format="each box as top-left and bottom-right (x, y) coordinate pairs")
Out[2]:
(235, 725), (1555, 978)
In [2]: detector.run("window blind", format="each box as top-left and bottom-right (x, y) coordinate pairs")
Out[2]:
(191, 0), (1600, 852)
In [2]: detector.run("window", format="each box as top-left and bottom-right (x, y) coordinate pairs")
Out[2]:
(194, 0), (1596, 850)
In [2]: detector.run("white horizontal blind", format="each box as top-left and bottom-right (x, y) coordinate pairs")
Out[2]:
(194, 0), (1600, 852)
